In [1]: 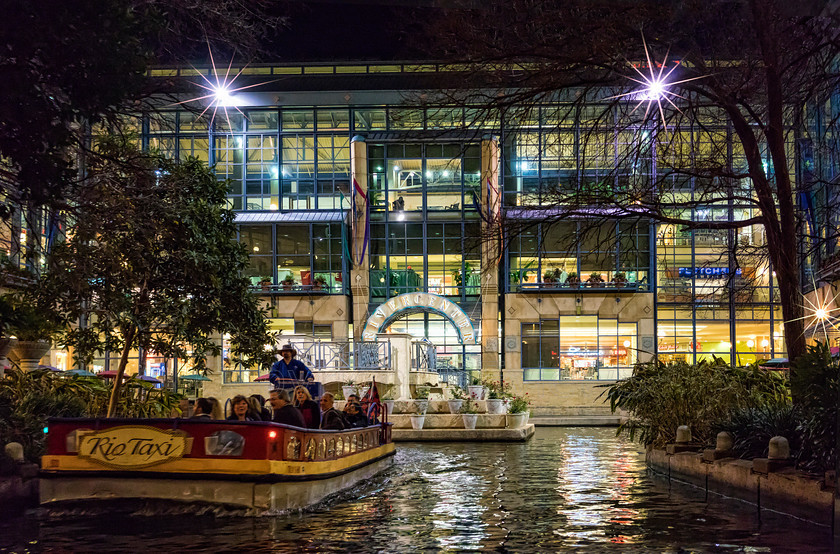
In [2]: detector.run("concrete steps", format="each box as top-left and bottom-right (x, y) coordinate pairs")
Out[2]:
(393, 424), (535, 442)
(530, 415), (624, 427)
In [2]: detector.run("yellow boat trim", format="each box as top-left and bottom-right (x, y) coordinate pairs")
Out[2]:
(42, 443), (395, 477)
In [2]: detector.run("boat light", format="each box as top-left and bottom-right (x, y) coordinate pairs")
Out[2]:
(268, 431), (277, 439)
(43, 426), (49, 434)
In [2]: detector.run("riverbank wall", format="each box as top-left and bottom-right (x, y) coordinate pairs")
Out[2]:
(0, 464), (39, 518)
(647, 448), (835, 526)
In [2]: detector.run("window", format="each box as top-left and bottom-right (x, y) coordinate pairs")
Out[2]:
(522, 317), (638, 381)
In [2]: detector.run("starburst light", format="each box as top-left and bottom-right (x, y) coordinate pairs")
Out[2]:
(171, 42), (278, 129)
(788, 276), (840, 343)
(605, 34), (708, 133)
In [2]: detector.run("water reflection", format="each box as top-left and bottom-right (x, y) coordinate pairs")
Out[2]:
(0, 427), (832, 552)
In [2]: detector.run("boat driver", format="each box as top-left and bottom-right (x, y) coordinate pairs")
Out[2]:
(269, 344), (314, 387)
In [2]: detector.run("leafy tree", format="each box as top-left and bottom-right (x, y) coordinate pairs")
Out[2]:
(39, 137), (274, 417)
(424, 0), (840, 367)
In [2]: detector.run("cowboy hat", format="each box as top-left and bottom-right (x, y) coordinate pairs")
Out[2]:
(279, 344), (297, 355)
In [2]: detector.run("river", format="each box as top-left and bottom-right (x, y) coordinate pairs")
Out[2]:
(0, 427), (833, 552)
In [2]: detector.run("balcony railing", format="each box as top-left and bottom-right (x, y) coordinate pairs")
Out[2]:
(283, 339), (391, 372)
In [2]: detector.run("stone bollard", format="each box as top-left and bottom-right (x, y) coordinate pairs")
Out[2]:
(704, 431), (734, 462)
(716, 432), (734, 451)
(4, 442), (24, 463)
(753, 436), (792, 473)
(667, 425), (697, 454)
(768, 436), (790, 460)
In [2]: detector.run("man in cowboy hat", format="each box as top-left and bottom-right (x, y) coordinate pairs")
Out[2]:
(269, 344), (314, 387)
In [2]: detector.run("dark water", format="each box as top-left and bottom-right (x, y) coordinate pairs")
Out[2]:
(0, 427), (833, 553)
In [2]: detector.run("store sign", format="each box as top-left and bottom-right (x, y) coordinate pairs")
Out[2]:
(77, 426), (189, 469)
(678, 267), (742, 279)
(363, 292), (477, 344)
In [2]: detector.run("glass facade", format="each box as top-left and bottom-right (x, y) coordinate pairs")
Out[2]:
(128, 89), (789, 383)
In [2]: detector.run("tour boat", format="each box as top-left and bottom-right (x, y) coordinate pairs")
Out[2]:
(40, 416), (395, 512)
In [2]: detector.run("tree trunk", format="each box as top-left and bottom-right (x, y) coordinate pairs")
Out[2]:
(106, 325), (136, 418)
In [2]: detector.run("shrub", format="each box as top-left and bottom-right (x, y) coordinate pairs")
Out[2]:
(0, 368), (182, 463)
(508, 395), (530, 414)
(791, 342), (837, 472)
(713, 403), (800, 460)
(600, 357), (789, 447)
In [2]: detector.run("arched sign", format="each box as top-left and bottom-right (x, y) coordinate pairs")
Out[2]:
(362, 292), (477, 344)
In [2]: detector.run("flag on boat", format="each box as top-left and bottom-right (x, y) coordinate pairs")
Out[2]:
(361, 378), (380, 423)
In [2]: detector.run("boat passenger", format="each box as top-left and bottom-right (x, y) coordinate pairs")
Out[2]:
(319, 392), (346, 431)
(190, 398), (213, 419)
(207, 397), (224, 420)
(227, 395), (258, 421)
(293, 385), (321, 429)
(268, 388), (306, 427)
(344, 394), (360, 411)
(248, 395), (271, 421)
(345, 402), (369, 428)
(269, 344), (314, 388)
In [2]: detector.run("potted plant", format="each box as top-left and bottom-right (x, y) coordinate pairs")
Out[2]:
(342, 379), (357, 401)
(312, 274), (328, 291)
(542, 268), (561, 286)
(409, 411), (426, 430)
(506, 394), (531, 429)
(460, 397), (479, 429)
(412, 386), (430, 415)
(483, 380), (507, 414)
(3, 295), (59, 372)
(566, 272), (580, 287)
(280, 275), (296, 291)
(588, 272), (604, 288)
(381, 387), (395, 416)
(259, 276), (272, 290)
(613, 271), (627, 287)
(447, 385), (466, 414)
(467, 376), (485, 400)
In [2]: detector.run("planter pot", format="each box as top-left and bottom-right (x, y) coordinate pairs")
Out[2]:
(10, 340), (51, 372)
(506, 411), (530, 429)
(462, 413), (478, 430)
(411, 400), (428, 415)
(342, 386), (357, 400)
(467, 385), (485, 400)
(0, 337), (17, 377)
(485, 398), (506, 415)
(502, 398), (511, 412)
(447, 399), (464, 414)
(409, 414), (426, 430)
(0, 337), (17, 359)
(382, 400), (395, 416)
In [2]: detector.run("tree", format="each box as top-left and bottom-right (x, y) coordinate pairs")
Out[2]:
(423, 0), (840, 366)
(0, 0), (284, 218)
(39, 137), (274, 417)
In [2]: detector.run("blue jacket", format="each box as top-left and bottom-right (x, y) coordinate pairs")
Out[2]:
(269, 358), (313, 386)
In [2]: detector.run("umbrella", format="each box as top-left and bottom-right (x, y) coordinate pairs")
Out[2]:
(136, 375), (162, 384)
(179, 374), (211, 382)
(98, 370), (126, 379)
(759, 358), (789, 369)
(37, 365), (64, 372)
(65, 369), (95, 377)
(255, 374), (271, 382)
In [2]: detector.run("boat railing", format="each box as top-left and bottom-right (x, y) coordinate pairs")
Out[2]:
(45, 417), (393, 466)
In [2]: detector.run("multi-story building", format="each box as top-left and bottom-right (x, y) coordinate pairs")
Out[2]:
(91, 59), (778, 416)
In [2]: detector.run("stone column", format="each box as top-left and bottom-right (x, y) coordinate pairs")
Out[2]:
(480, 136), (501, 381)
(380, 332), (412, 400)
(350, 136), (370, 341)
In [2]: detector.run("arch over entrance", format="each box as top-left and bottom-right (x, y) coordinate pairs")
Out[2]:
(362, 292), (477, 344)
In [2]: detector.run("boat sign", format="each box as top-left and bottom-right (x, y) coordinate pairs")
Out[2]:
(77, 426), (189, 469)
